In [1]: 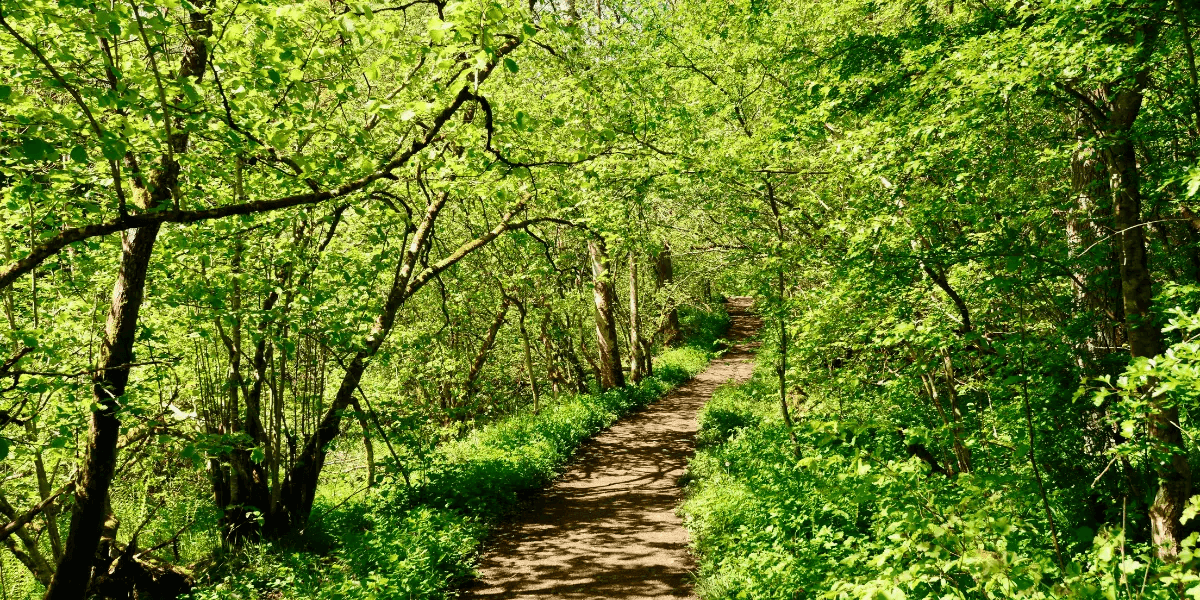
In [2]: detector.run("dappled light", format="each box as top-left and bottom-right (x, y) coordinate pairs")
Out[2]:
(467, 298), (758, 599)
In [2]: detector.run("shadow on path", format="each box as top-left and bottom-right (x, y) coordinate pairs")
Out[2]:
(464, 297), (761, 600)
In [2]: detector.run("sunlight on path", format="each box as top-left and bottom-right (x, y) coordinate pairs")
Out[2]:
(465, 297), (761, 600)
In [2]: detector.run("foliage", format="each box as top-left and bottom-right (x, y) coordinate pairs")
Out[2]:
(684, 339), (1200, 599)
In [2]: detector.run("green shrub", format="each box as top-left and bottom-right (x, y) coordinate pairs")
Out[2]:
(678, 304), (732, 353)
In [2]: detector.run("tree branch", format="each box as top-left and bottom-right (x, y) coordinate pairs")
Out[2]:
(0, 482), (71, 543)
(0, 39), (523, 292)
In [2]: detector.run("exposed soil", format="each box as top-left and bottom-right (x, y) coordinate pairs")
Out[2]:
(464, 297), (761, 600)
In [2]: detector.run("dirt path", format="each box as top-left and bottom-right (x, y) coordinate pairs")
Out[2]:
(464, 297), (760, 600)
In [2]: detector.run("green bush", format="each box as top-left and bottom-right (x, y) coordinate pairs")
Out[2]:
(678, 304), (732, 353)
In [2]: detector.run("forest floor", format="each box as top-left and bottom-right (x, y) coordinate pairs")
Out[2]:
(464, 297), (761, 600)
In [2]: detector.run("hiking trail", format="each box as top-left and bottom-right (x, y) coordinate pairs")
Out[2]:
(465, 296), (761, 600)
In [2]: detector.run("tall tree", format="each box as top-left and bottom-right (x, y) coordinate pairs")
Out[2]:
(589, 239), (624, 390)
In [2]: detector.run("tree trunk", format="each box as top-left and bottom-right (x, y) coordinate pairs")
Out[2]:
(44, 223), (161, 600)
(271, 194), (444, 535)
(271, 198), (527, 534)
(517, 303), (541, 413)
(0, 493), (54, 586)
(764, 181), (798, 452)
(212, 243), (271, 545)
(1066, 142), (1124, 365)
(26, 421), (63, 562)
(464, 297), (512, 405)
(776, 270), (798, 452)
(941, 350), (971, 474)
(557, 315), (591, 393)
(589, 239), (624, 390)
(654, 243), (681, 346)
(628, 253), (645, 384)
(45, 5), (210, 594)
(1099, 78), (1190, 559)
(214, 208), (342, 543)
(349, 399), (375, 489)
(538, 313), (565, 399)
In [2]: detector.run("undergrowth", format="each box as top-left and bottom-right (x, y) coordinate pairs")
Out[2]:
(188, 307), (728, 600)
(682, 360), (1200, 600)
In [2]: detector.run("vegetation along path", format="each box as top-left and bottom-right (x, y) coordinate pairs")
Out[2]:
(466, 297), (761, 600)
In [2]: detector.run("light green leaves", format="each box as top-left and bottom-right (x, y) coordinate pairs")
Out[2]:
(1182, 495), (1200, 525)
(428, 16), (455, 43)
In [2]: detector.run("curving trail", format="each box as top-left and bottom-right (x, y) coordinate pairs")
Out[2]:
(465, 297), (760, 600)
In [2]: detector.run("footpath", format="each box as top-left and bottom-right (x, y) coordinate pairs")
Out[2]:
(465, 297), (761, 600)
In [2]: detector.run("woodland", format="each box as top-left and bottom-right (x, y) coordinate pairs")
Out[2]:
(1, 0), (1200, 598)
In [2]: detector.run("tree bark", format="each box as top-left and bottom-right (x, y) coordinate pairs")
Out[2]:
(941, 350), (971, 474)
(776, 270), (799, 452)
(349, 399), (375, 489)
(45, 223), (162, 600)
(516, 302), (541, 413)
(26, 420), (63, 562)
(271, 199), (530, 533)
(1099, 80), (1190, 559)
(44, 4), (211, 594)
(589, 239), (624, 390)
(0, 493), (53, 585)
(211, 243), (271, 545)
(214, 207), (343, 544)
(764, 181), (799, 453)
(1066, 142), (1124, 364)
(653, 243), (681, 346)
(538, 313), (565, 400)
(464, 297), (512, 404)
(628, 253), (645, 384)
(272, 193), (445, 534)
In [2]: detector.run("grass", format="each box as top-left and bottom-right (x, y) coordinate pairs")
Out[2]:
(189, 306), (730, 600)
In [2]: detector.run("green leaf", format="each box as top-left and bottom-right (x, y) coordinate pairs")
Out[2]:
(70, 145), (88, 163)
(1183, 495), (1200, 525)
(21, 137), (53, 161)
(0, 85), (10, 101)
(504, 58), (519, 73)
(100, 134), (126, 160)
